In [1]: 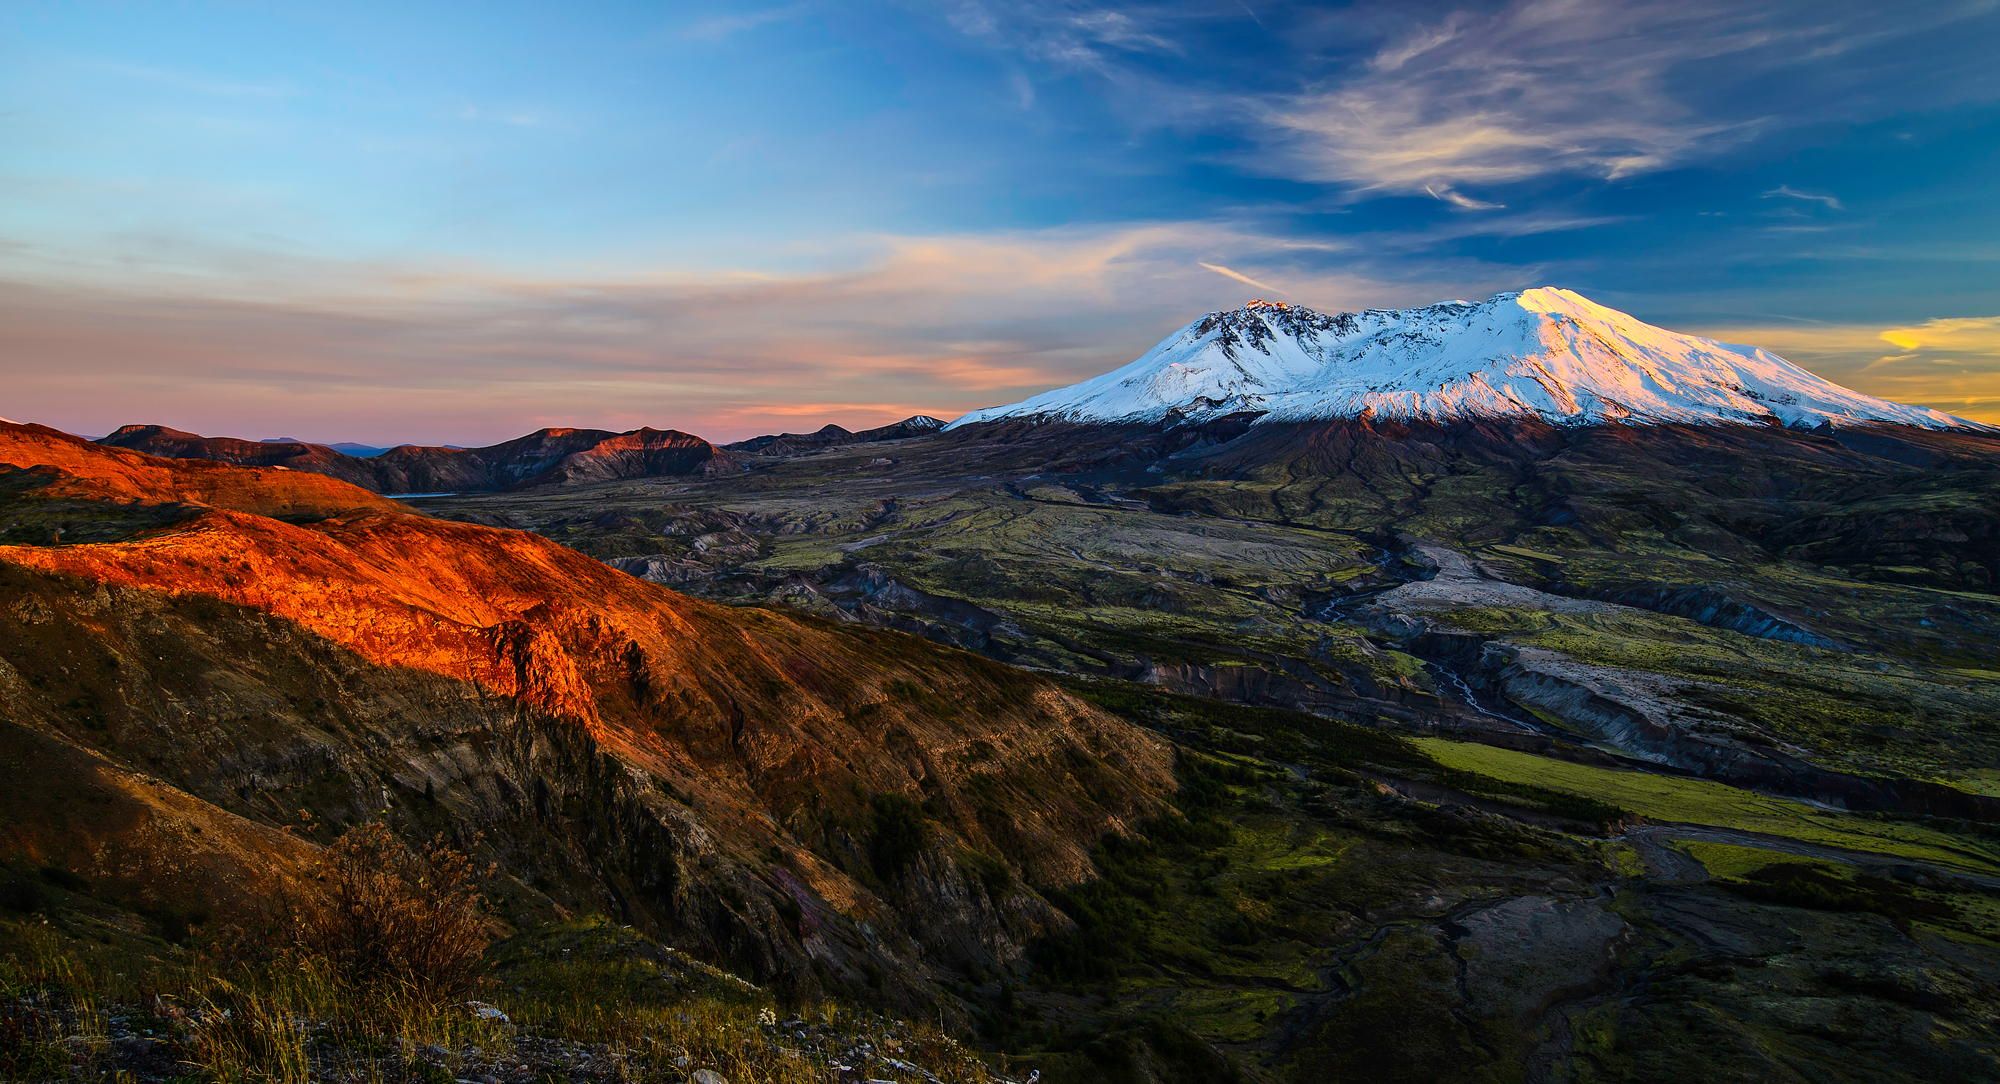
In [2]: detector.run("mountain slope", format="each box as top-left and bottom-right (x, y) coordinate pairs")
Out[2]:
(0, 424), (1172, 1009)
(952, 288), (1972, 431)
(99, 424), (741, 493)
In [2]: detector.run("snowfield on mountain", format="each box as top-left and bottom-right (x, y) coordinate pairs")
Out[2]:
(950, 287), (1973, 431)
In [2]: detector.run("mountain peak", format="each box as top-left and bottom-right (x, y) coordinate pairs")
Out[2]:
(950, 289), (1974, 432)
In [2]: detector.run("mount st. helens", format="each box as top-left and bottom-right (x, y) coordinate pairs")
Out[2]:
(952, 287), (1972, 431)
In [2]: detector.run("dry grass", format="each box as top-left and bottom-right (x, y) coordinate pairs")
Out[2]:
(0, 825), (1019, 1083)
(0, 924), (110, 1081)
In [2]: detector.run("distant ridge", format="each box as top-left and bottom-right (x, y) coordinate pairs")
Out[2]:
(266, 436), (390, 458)
(99, 423), (739, 493)
(728, 414), (946, 456)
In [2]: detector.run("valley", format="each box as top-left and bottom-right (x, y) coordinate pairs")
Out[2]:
(395, 406), (2000, 1080)
(7, 294), (2000, 1081)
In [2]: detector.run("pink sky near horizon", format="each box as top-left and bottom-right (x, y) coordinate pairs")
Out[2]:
(5, 229), (1997, 446)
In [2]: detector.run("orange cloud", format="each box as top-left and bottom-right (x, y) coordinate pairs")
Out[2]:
(1697, 316), (2000, 425)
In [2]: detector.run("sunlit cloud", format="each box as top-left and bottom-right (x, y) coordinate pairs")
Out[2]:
(1251, 2), (1778, 198)
(934, 1), (1998, 204)
(1424, 185), (1505, 212)
(1877, 315), (2000, 354)
(1197, 261), (1284, 295)
(1697, 314), (2000, 423)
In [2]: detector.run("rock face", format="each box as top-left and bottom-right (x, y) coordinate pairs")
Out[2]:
(952, 288), (1976, 431)
(0, 424), (1173, 1013)
(99, 423), (741, 494)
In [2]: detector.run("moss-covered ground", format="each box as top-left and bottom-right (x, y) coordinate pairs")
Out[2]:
(1416, 738), (2000, 876)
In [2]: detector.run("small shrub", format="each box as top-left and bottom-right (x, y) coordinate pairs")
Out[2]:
(283, 821), (493, 1007)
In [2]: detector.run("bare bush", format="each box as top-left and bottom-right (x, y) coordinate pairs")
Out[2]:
(284, 821), (493, 1007)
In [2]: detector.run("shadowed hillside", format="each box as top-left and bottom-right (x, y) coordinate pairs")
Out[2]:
(0, 422), (1172, 1016)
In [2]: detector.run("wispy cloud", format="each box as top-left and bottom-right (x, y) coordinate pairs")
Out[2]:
(1762, 184), (1843, 210)
(456, 104), (554, 129)
(1007, 70), (1037, 110)
(1252, 2), (1784, 200)
(937, 1), (1999, 207)
(1425, 185), (1505, 212)
(676, 4), (808, 42)
(1197, 261), (1284, 294)
(92, 60), (295, 99)
(938, 1), (1185, 73)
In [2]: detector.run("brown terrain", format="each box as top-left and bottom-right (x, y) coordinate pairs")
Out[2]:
(0, 421), (1172, 1013)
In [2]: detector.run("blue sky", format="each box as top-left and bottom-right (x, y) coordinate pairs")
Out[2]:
(4, 0), (1999, 441)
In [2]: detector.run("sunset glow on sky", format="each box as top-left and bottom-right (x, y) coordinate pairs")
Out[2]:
(4, 1), (2000, 443)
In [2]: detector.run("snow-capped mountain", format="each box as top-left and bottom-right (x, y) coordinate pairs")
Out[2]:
(950, 288), (1973, 431)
